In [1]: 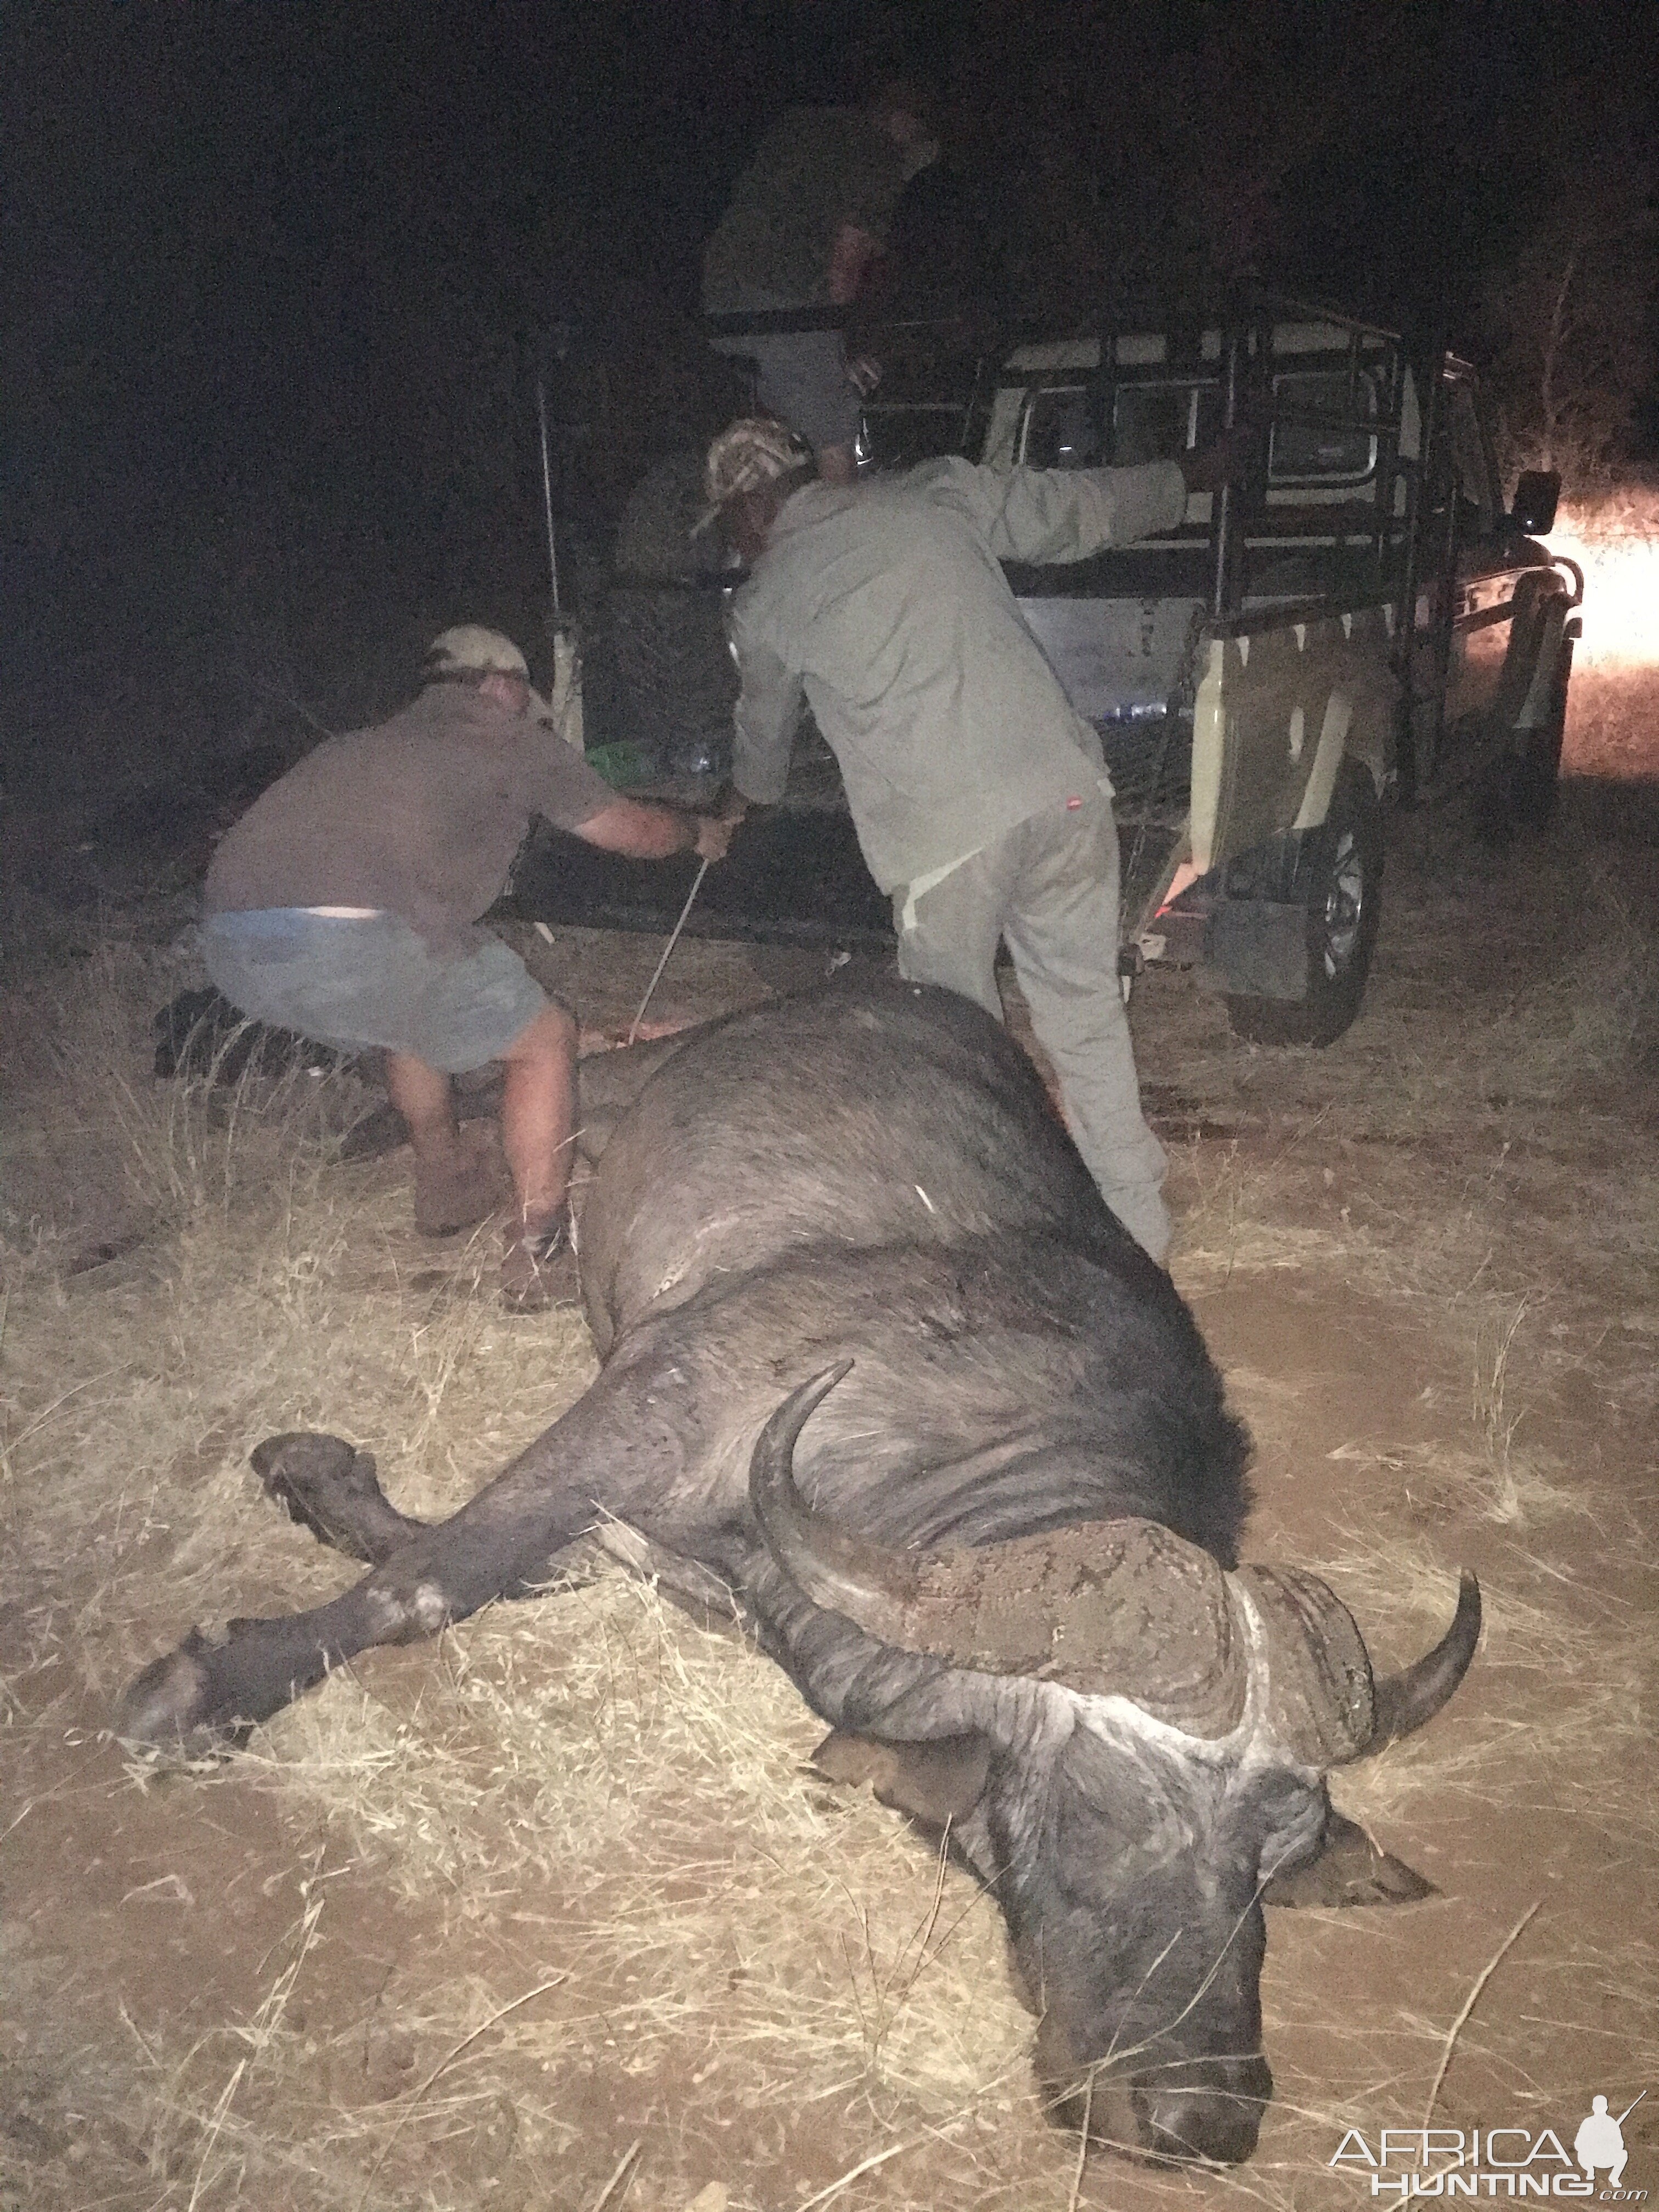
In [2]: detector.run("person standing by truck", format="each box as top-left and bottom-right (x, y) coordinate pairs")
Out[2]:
(702, 81), (939, 485)
(703, 421), (1245, 1265)
(202, 625), (735, 1310)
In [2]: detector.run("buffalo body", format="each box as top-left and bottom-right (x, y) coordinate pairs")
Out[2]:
(119, 980), (1477, 2163)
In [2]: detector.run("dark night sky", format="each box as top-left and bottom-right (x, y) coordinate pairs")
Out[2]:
(3, 0), (1654, 765)
(9, 1), (1643, 363)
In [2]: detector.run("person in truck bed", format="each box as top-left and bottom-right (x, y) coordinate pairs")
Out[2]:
(201, 625), (735, 1310)
(702, 80), (939, 485)
(706, 420), (1245, 1265)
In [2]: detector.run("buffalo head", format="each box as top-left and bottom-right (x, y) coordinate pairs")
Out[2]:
(747, 1365), (1481, 2166)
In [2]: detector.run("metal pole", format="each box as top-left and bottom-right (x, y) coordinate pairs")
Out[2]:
(1426, 366), (1460, 786)
(1210, 327), (1242, 620)
(627, 857), (710, 1046)
(1393, 336), (1439, 809)
(535, 373), (561, 623)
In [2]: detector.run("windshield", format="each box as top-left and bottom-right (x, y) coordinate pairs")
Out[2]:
(1022, 379), (1223, 469)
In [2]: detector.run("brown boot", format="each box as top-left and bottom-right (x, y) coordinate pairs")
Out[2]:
(500, 1214), (574, 1313)
(413, 1132), (510, 1237)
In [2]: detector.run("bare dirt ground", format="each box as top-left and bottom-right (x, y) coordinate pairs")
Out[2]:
(2, 741), (1656, 2211)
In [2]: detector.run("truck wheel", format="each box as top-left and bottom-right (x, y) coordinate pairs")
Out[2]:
(612, 450), (718, 579)
(1224, 765), (1383, 1048)
(594, 585), (736, 781)
(1506, 633), (1575, 831)
(590, 449), (738, 781)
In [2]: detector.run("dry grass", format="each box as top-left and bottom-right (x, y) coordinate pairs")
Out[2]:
(1565, 667), (1659, 782)
(3, 767), (1658, 2209)
(98, 1576), (1041, 2211)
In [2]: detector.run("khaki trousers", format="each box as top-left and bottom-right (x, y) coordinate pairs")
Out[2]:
(893, 791), (1171, 1263)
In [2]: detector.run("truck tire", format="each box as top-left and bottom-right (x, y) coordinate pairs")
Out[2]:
(595, 585), (736, 780)
(591, 449), (738, 781)
(1472, 576), (1577, 842)
(1224, 764), (1384, 1048)
(1506, 630), (1575, 831)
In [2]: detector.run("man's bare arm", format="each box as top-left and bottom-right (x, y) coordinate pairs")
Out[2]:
(826, 221), (882, 306)
(577, 798), (735, 864)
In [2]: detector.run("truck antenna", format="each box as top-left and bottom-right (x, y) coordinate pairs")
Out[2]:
(535, 370), (562, 624)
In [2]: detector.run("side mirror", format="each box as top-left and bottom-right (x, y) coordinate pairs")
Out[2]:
(1511, 470), (1560, 535)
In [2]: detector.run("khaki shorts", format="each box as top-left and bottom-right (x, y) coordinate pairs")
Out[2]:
(202, 910), (548, 1074)
(709, 287), (863, 452)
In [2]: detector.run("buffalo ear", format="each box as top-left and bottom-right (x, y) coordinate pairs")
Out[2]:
(810, 1730), (991, 1828)
(1263, 1809), (1437, 1908)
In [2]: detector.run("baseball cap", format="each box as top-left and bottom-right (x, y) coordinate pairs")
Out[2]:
(694, 417), (814, 533)
(425, 625), (531, 680)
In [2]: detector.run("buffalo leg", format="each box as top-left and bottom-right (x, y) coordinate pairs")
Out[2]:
(116, 1503), (571, 1754)
(247, 1432), (738, 1617)
(251, 1433), (424, 1564)
(116, 1382), (680, 1753)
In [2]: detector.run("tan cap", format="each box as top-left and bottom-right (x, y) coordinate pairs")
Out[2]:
(702, 418), (814, 520)
(425, 625), (530, 679)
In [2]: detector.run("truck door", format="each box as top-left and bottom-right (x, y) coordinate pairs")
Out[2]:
(1188, 329), (1405, 876)
(1440, 369), (1520, 726)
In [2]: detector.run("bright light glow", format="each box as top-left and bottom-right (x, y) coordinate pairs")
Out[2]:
(1546, 494), (1659, 669)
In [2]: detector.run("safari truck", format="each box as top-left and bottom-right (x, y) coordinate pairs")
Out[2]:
(860, 298), (1585, 1042)
(552, 297), (1584, 1047)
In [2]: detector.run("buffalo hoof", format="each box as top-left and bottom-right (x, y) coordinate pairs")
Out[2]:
(251, 1432), (414, 1565)
(112, 1628), (258, 1757)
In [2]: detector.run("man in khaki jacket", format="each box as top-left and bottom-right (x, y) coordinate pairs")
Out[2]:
(708, 420), (1242, 1264)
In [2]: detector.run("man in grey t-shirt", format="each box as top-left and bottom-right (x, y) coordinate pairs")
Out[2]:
(204, 625), (735, 1308)
(706, 420), (1244, 1264)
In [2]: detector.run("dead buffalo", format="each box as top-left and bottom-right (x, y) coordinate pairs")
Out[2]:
(117, 979), (1479, 2165)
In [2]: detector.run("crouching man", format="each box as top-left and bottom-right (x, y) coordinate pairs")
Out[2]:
(202, 625), (735, 1310)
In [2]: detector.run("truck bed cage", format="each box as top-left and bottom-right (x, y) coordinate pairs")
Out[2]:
(703, 291), (1461, 797)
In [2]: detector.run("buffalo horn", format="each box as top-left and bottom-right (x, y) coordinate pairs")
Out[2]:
(1350, 1571), (1482, 1759)
(748, 1369), (1250, 1739)
(1234, 1566), (1481, 1765)
(748, 1362), (926, 1620)
(1231, 1566), (1376, 1765)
